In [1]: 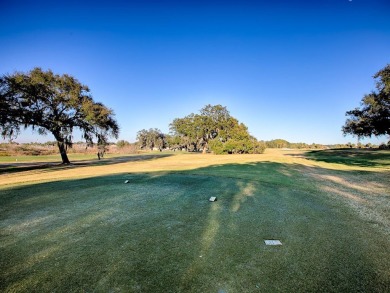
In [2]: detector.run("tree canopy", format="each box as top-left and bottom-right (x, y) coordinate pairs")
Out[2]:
(0, 68), (119, 163)
(170, 104), (265, 154)
(342, 64), (390, 141)
(136, 128), (166, 151)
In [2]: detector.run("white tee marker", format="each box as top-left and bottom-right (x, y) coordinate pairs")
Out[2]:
(264, 240), (282, 245)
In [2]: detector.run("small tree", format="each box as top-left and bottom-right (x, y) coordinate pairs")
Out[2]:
(0, 68), (119, 164)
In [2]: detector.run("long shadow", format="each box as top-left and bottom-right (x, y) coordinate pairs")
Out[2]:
(288, 148), (390, 168)
(1, 160), (389, 292)
(0, 154), (173, 175)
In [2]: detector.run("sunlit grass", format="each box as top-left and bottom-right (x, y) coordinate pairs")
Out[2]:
(0, 153), (100, 163)
(0, 149), (389, 292)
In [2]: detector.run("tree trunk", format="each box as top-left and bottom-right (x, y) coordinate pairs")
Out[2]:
(202, 141), (208, 154)
(57, 140), (71, 164)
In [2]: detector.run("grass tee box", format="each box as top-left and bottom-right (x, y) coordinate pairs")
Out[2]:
(0, 149), (389, 292)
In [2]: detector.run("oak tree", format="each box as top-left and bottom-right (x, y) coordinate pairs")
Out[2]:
(343, 65), (390, 141)
(170, 104), (265, 154)
(136, 128), (166, 151)
(0, 68), (119, 164)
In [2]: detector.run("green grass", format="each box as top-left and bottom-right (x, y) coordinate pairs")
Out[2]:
(1, 150), (389, 292)
(0, 153), (91, 163)
(305, 149), (390, 168)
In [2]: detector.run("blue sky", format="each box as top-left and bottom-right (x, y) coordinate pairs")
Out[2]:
(1, 0), (389, 145)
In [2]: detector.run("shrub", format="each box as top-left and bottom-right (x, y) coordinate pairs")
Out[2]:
(117, 140), (130, 148)
(208, 139), (226, 154)
(252, 141), (266, 154)
(209, 138), (266, 154)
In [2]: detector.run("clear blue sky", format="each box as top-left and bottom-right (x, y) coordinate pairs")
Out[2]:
(1, 0), (389, 145)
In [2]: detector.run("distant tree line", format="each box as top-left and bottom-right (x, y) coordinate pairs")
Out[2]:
(263, 139), (326, 149)
(133, 104), (388, 154)
(263, 139), (386, 150)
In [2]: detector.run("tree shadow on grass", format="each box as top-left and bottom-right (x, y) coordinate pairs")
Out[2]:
(288, 149), (390, 168)
(0, 154), (173, 175)
(1, 160), (389, 292)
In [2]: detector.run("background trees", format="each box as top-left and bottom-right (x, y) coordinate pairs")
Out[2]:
(0, 68), (119, 163)
(265, 139), (290, 149)
(169, 114), (202, 151)
(170, 104), (265, 154)
(116, 140), (131, 148)
(343, 64), (390, 142)
(136, 128), (166, 151)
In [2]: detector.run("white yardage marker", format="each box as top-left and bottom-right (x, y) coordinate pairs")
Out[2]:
(209, 197), (217, 202)
(264, 240), (282, 245)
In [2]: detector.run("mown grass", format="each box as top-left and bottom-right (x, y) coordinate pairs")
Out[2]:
(305, 149), (390, 168)
(0, 153), (99, 163)
(0, 149), (389, 292)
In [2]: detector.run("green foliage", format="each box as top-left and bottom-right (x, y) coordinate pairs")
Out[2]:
(137, 128), (166, 151)
(0, 68), (119, 163)
(265, 139), (290, 148)
(208, 139), (225, 154)
(343, 64), (390, 140)
(165, 134), (183, 150)
(170, 104), (265, 154)
(169, 115), (200, 151)
(116, 140), (130, 148)
(209, 137), (266, 155)
(264, 139), (326, 149)
(252, 140), (267, 154)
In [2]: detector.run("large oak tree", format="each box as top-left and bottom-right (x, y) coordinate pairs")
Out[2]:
(343, 65), (390, 141)
(170, 104), (265, 154)
(0, 68), (119, 164)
